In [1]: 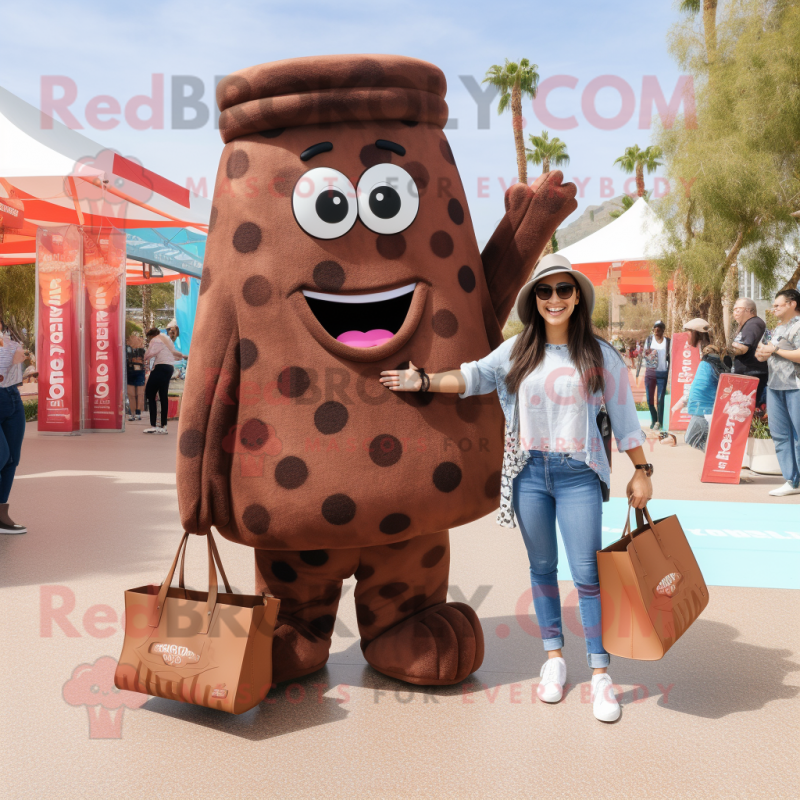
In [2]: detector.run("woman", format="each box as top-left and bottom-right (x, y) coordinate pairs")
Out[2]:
(126, 333), (146, 422)
(380, 254), (652, 723)
(0, 320), (28, 534)
(673, 319), (727, 452)
(142, 328), (185, 434)
(641, 321), (671, 431)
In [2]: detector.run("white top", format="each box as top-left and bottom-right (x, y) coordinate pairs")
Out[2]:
(144, 335), (181, 367)
(0, 336), (22, 386)
(651, 337), (668, 371)
(517, 343), (588, 454)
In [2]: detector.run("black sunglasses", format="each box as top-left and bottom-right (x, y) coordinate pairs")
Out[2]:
(534, 282), (577, 301)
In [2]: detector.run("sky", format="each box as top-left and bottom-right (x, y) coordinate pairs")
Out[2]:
(1, 0), (693, 245)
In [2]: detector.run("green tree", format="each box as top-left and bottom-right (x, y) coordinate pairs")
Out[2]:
(678, 0), (719, 65)
(655, 0), (800, 346)
(0, 264), (35, 347)
(483, 59), (540, 186)
(614, 145), (663, 197)
(525, 130), (569, 175)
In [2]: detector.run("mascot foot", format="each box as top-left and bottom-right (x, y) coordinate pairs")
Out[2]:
(363, 602), (484, 685)
(270, 621), (330, 684)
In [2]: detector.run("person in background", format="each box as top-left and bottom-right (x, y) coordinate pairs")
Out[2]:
(0, 320), (28, 534)
(640, 320), (671, 431)
(731, 298), (768, 407)
(672, 319), (726, 452)
(166, 320), (180, 345)
(125, 333), (145, 422)
(756, 288), (800, 497)
(142, 328), (186, 435)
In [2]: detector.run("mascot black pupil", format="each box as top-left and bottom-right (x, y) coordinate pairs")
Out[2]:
(369, 186), (401, 219)
(316, 189), (348, 224)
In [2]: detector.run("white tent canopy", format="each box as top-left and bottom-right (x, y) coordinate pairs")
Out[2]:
(558, 197), (668, 265)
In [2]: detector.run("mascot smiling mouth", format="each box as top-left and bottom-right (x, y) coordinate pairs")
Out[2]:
(301, 282), (416, 348)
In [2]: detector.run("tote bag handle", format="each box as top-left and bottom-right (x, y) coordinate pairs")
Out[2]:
(150, 532), (232, 633)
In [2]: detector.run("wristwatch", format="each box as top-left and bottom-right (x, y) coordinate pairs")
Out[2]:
(634, 463), (654, 477)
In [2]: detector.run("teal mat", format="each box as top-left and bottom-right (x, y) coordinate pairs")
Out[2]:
(550, 498), (800, 590)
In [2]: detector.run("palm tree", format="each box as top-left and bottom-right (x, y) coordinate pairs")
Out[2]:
(483, 59), (540, 186)
(614, 145), (663, 197)
(526, 130), (569, 175)
(610, 191), (651, 219)
(679, 0), (718, 65)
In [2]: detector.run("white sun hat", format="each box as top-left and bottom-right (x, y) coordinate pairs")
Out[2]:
(513, 254), (596, 324)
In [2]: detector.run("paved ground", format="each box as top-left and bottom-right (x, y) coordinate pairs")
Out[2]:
(1, 421), (798, 799)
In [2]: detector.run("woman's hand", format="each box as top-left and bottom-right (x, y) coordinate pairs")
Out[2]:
(379, 361), (423, 392)
(626, 471), (653, 510)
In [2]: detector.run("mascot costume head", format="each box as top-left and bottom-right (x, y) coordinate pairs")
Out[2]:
(177, 54), (577, 685)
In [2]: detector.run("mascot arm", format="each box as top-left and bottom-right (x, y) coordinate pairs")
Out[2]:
(480, 170), (578, 328)
(176, 280), (240, 534)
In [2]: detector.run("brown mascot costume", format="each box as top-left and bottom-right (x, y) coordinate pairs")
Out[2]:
(177, 54), (577, 686)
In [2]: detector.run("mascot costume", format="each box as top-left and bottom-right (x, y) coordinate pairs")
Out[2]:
(177, 54), (577, 686)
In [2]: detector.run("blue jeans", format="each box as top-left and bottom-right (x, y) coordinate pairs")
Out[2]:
(512, 451), (610, 669)
(645, 369), (669, 427)
(767, 388), (800, 488)
(0, 386), (25, 503)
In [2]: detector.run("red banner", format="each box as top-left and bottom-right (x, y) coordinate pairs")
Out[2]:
(701, 374), (759, 484)
(82, 228), (126, 430)
(37, 227), (81, 432)
(668, 332), (700, 431)
(0, 196), (25, 228)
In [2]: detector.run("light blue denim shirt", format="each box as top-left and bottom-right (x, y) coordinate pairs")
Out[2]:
(459, 335), (646, 490)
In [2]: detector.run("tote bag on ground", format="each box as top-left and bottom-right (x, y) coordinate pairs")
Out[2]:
(597, 503), (709, 660)
(115, 531), (280, 714)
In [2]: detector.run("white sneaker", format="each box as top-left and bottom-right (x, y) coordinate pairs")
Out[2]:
(537, 657), (567, 703)
(143, 427), (159, 434)
(156, 426), (168, 435)
(769, 481), (800, 497)
(591, 673), (621, 722)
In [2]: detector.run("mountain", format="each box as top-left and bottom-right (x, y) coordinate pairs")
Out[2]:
(554, 195), (628, 250)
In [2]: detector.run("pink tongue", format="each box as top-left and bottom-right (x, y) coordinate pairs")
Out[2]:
(337, 329), (394, 348)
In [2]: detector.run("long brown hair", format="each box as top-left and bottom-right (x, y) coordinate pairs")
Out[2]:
(505, 280), (606, 395)
(688, 330), (711, 350)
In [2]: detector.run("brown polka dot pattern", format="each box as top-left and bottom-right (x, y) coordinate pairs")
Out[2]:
(240, 419), (269, 451)
(179, 429), (203, 458)
(271, 560), (297, 582)
(321, 493), (356, 525)
(259, 127), (285, 138)
(242, 275), (271, 306)
(379, 582), (409, 599)
(439, 139), (455, 165)
(485, 470), (502, 498)
(277, 367), (310, 398)
(271, 170), (300, 198)
(236, 338), (258, 370)
(314, 401), (348, 434)
(299, 550), (329, 567)
(310, 614), (335, 634)
(398, 594), (427, 613)
(360, 143), (392, 169)
(199, 266), (212, 296)
(376, 234), (406, 259)
(356, 604), (376, 626)
(243, 504), (271, 536)
(354, 564), (375, 581)
(421, 545), (446, 568)
(433, 462), (462, 493)
(432, 309), (458, 338)
(226, 149), (249, 179)
(233, 222), (262, 254)
(369, 434), (402, 467)
(404, 161), (430, 193)
(275, 456), (308, 489)
(313, 260), (345, 292)
(208, 206), (218, 233)
(447, 198), (464, 225)
(458, 265), (476, 293)
(430, 230), (454, 258)
(379, 513), (410, 535)
(456, 397), (481, 424)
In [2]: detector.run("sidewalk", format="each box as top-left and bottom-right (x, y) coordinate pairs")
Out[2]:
(1, 422), (798, 799)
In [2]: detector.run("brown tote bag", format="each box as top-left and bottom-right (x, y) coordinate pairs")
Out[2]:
(114, 531), (281, 714)
(597, 502), (709, 660)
